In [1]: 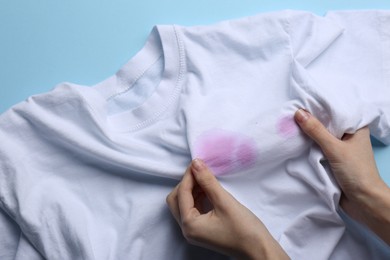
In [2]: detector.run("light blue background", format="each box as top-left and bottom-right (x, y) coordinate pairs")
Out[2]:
(0, 0), (389, 185)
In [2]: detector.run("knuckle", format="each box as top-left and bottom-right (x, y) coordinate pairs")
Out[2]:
(166, 192), (176, 205)
(165, 194), (171, 205)
(199, 174), (215, 187)
(198, 177), (212, 189)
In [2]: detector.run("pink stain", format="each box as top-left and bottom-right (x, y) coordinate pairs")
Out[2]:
(277, 115), (299, 138)
(193, 129), (257, 176)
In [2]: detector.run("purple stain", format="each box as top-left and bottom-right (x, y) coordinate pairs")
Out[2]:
(277, 115), (299, 138)
(193, 129), (257, 176)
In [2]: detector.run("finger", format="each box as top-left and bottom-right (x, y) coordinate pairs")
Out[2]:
(191, 159), (228, 207)
(167, 163), (193, 224)
(294, 109), (340, 154)
(166, 184), (181, 224)
(177, 165), (200, 221)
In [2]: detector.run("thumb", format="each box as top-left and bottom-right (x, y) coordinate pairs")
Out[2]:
(294, 109), (339, 154)
(191, 159), (226, 205)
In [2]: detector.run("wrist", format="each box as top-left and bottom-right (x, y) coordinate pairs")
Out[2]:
(345, 180), (390, 245)
(239, 231), (289, 260)
(346, 172), (387, 207)
(360, 183), (390, 223)
(353, 179), (390, 211)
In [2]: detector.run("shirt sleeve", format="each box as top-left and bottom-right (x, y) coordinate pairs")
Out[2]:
(289, 10), (390, 144)
(286, 10), (344, 67)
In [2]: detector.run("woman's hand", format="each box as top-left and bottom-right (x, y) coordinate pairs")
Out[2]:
(295, 109), (390, 245)
(166, 159), (289, 260)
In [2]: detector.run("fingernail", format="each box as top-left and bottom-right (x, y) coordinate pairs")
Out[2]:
(192, 158), (205, 172)
(295, 109), (310, 123)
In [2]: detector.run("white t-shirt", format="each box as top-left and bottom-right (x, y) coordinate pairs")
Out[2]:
(0, 10), (389, 260)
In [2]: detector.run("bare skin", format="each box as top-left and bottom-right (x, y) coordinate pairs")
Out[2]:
(166, 109), (390, 259)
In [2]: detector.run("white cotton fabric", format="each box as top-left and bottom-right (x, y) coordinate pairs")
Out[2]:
(0, 10), (389, 259)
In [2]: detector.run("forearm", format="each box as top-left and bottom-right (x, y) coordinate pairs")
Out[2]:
(351, 181), (390, 245)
